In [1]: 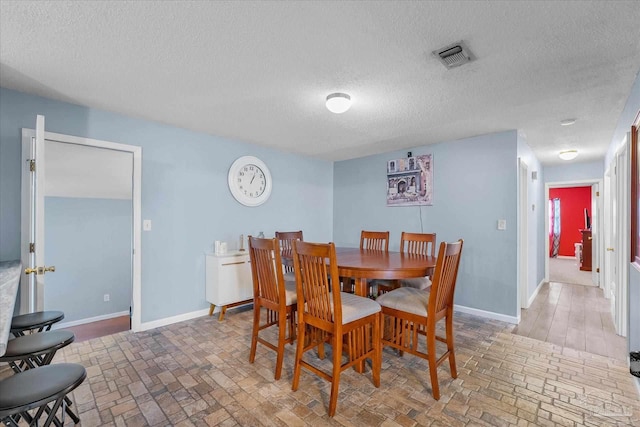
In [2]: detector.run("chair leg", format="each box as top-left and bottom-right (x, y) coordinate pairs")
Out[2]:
(249, 304), (260, 364)
(446, 313), (457, 379)
(291, 319), (306, 391)
(372, 313), (381, 388)
(328, 332), (342, 417)
(274, 310), (287, 380)
(426, 330), (440, 400)
(288, 309), (296, 344)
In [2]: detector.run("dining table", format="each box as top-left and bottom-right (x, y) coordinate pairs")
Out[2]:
(334, 247), (436, 296)
(283, 246), (436, 297)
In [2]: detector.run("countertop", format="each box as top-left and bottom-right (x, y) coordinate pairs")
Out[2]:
(0, 260), (21, 356)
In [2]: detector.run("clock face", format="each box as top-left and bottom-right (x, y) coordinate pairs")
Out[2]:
(228, 156), (272, 206)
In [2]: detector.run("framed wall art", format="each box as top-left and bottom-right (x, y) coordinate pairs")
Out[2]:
(386, 154), (433, 206)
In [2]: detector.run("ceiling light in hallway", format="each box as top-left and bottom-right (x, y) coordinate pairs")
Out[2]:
(326, 93), (351, 114)
(558, 150), (578, 160)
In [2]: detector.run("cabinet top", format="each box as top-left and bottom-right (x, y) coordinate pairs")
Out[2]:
(205, 250), (248, 258)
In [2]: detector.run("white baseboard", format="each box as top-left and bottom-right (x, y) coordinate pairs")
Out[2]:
(525, 279), (546, 309)
(137, 308), (210, 332)
(454, 304), (519, 324)
(556, 255), (577, 260)
(53, 311), (130, 329)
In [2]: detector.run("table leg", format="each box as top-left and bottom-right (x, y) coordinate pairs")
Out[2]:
(355, 278), (368, 297)
(208, 304), (215, 316)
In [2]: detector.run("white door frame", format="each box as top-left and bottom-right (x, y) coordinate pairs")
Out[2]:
(544, 179), (603, 286)
(517, 158), (529, 310)
(20, 129), (143, 332)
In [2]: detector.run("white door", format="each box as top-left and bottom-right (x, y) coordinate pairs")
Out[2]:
(614, 142), (629, 336)
(20, 115), (53, 313)
(603, 169), (612, 294)
(607, 158), (618, 318)
(591, 183), (600, 285)
(20, 118), (143, 331)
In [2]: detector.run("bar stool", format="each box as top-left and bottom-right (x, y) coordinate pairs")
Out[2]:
(11, 311), (64, 337)
(0, 363), (86, 426)
(0, 330), (74, 373)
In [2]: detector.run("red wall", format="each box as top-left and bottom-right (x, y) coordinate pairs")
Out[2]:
(549, 187), (592, 257)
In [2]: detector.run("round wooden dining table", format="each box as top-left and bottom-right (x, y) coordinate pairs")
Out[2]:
(334, 247), (436, 297)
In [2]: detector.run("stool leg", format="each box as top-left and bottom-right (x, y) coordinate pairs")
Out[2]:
(42, 396), (66, 427)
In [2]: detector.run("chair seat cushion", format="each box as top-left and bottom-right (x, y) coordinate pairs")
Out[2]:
(11, 311), (64, 332)
(339, 292), (381, 324)
(0, 363), (86, 412)
(284, 281), (297, 306)
(1, 330), (74, 360)
(376, 287), (430, 317)
(399, 277), (432, 290)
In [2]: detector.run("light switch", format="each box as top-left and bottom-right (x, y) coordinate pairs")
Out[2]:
(143, 220), (152, 231)
(498, 219), (507, 230)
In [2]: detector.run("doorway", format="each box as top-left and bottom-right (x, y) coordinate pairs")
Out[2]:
(514, 177), (628, 360)
(20, 123), (142, 332)
(44, 141), (133, 338)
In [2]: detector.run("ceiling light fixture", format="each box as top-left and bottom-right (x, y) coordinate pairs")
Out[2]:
(326, 93), (351, 114)
(559, 150), (578, 160)
(560, 118), (577, 126)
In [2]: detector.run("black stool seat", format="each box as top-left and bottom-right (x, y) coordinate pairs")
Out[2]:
(1, 330), (74, 362)
(1, 330), (75, 376)
(11, 311), (64, 336)
(0, 363), (86, 426)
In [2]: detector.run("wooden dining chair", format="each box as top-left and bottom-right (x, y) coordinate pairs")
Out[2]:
(291, 240), (381, 417)
(360, 230), (390, 251)
(399, 231), (437, 290)
(376, 239), (463, 400)
(248, 236), (298, 380)
(275, 230), (303, 281)
(340, 230), (390, 294)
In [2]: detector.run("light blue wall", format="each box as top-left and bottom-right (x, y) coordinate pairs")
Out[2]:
(0, 87), (334, 323)
(517, 135), (546, 302)
(45, 197), (132, 323)
(543, 161), (603, 183)
(334, 131), (519, 317)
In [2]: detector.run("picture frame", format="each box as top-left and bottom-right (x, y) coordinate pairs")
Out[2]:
(386, 154), (433, 206)
(632, 109), (640, 264)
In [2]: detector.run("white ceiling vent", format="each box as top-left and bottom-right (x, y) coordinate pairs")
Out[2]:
(433, 41), (474, 69)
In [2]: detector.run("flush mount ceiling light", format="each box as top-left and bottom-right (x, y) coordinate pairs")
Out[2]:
(559, 150), (579, 160)
(326, 93), (351, 114)
(560, 118), (577, 126)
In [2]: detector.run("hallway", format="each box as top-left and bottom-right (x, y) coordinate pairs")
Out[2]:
(513, 281), (627, 360)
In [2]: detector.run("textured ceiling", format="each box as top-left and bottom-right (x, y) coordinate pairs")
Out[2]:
(1, 1), (639, 165)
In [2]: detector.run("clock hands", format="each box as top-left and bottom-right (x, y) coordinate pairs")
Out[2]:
(250, 172), (256, 184)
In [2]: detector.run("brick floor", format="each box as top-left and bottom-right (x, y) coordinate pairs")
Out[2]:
(2, 307), (639, 426)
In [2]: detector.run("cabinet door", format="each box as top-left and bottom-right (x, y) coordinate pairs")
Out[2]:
(218, 258), (253, 305)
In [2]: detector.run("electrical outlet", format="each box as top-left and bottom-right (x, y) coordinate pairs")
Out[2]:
(143, 220), (152, 231)
(498, 219), (507, 230)
(104, 294), (110, 302)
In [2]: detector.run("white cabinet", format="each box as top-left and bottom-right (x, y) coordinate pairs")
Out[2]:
(205, 251), (253, 320)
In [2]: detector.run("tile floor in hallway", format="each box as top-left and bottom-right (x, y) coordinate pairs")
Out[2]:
(2, 307), (639, 426)
(513, 282), (627, 361)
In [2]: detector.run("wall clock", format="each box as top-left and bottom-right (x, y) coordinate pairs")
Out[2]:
(228, 156), (272, 206)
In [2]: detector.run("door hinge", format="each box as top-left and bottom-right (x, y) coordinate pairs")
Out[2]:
(29, 159), (36, 172)
(596, 191), (599, 197)
(596, 267), (600, 273)
(29, 243), (35, 253)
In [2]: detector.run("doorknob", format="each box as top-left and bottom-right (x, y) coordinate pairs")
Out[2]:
(24, 266), (56, 275)
(606, 247), (614, 251)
